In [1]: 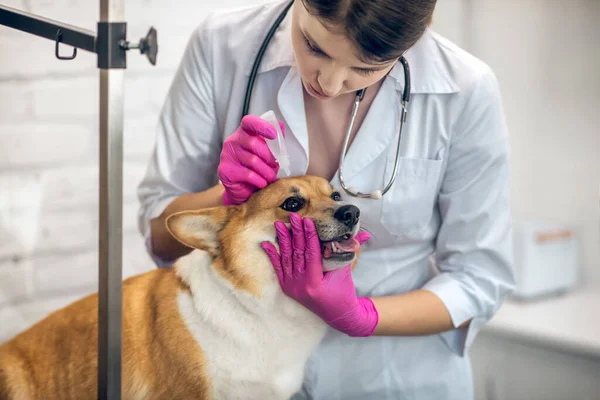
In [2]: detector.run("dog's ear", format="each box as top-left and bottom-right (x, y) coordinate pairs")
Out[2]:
(165, 206), (233, 256)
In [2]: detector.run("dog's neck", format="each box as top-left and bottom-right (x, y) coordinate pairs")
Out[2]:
(172, 246), (328, 400)
(173, 243), (316, 322)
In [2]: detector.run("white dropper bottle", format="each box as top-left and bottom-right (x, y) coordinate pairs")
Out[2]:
(260, 110), (291, 177)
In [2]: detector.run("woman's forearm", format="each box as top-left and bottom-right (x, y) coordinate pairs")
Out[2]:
(370, 290), (470, 336)
(149, 184), (225, 262)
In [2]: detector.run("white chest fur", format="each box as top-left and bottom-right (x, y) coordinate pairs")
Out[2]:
(175, 250), (328, 400)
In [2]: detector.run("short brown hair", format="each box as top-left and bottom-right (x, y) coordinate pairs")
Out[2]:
(300, 0), (437, 63)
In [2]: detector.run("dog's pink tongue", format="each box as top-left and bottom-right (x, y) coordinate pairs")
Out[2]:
(335, 236), (359, 252)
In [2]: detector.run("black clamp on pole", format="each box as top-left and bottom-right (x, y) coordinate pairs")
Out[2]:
(97, 24), (157, 68)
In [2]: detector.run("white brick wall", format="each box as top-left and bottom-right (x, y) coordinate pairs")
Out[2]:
(0, 0), (269, 343)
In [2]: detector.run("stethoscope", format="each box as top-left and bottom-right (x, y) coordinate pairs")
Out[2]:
(242, 0), (411, 200)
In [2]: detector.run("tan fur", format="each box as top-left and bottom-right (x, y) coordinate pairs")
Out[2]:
(0, 269), (210, 400)
(0, 175), (362, 399)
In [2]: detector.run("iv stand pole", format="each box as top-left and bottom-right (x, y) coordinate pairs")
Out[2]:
(0, 2), (157, 399)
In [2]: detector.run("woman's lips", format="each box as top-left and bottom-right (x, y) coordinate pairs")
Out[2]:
(307, 82), (331, 99)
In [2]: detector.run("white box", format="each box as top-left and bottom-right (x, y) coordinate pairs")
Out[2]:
(512, 220), (580, 300)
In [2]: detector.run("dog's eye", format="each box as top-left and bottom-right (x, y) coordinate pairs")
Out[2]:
(331, 191), (341, 201)
(281, 196), (305, 212)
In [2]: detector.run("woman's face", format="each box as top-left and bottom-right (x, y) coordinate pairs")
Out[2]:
(291, 0), (398, 100)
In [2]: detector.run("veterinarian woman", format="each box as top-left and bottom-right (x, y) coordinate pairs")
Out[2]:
(137, 0), (516, 398)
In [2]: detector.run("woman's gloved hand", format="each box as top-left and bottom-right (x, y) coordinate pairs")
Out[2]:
(218, 115), (285, 206)
(260, 213), (379, 337)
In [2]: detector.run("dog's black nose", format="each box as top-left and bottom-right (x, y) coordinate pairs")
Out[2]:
(334, 205), (360, 228)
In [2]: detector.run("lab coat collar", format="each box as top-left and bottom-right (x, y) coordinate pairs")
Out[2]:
(245, 3), (460, 95)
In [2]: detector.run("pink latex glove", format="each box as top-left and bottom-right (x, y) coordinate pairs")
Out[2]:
(218, 115), (285, 206)
(260, 213), (379, 337)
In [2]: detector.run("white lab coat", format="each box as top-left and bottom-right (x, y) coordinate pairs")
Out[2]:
(137, 1), (516, 398)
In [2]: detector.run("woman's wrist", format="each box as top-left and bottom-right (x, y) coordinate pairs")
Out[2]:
(165, 184), (225, 215)
(202, 183), (226, 207)
(355, 297), (380, 337)
(326, 297), (379, 338)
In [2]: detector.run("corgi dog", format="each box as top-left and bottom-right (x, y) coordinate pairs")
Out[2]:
(0, 175), (365, 400)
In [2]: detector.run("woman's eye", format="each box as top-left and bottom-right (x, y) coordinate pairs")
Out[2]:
(281, 197), (305, 212)
(303, 36), (326, 58)
(354, 68), (377, 76)
(331, 192), (341, 201)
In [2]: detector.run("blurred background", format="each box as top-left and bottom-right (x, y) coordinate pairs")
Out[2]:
(0, 0), (598, 398)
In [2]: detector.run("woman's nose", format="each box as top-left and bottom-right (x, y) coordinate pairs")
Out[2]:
(317, 67), (344, 97)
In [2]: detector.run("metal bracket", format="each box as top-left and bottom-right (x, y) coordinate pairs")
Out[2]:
(0, 5), (158, 68)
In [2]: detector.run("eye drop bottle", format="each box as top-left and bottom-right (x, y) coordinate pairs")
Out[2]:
(260, 110), (291, 177)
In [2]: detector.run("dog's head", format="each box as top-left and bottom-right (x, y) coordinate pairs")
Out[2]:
(165, 175), (365, 295)
(248, 175), (364, 271)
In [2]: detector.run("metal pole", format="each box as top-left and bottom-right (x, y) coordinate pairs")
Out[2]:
(98, 0), (124, 398)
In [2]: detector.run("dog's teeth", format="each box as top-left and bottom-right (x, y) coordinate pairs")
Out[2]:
(330, 242), (346, 254)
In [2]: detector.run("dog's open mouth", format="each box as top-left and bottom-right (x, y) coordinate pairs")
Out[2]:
(320, 233), (360, 262)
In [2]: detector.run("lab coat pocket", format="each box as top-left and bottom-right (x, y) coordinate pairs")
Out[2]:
(380, 154), (444, 237)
